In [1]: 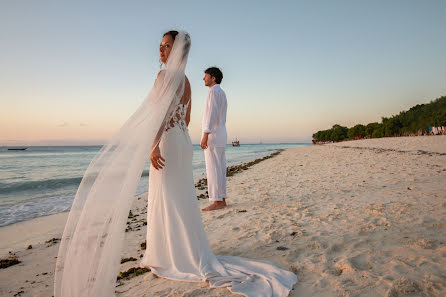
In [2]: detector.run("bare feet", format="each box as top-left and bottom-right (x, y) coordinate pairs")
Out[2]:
(201, 199), (227, 211)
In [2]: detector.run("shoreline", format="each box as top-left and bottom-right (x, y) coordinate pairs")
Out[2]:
(0, 211), (68, 258)
(0, 149), (285, 258)
(0, 144), (302, 228)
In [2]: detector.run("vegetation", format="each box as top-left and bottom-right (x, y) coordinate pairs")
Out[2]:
(117, 267), (150, 281)
(0, 257), (21, 269)
(312, 96), (446, 142)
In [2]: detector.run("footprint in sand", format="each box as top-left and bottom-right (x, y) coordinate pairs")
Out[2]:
(386, 278), (426, 297)
(331, 261), (355, 276)
(326, 243), (344, 254)
(349, 253), (373, 271)
(408, 238), (438, 250)
(306, 239), (327, 250)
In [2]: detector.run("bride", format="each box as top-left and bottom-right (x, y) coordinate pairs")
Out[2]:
(54, 30), (297, 297)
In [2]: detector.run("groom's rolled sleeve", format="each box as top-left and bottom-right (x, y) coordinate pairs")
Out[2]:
(203, 90), (218, 133)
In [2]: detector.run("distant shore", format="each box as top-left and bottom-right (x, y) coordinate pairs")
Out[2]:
(312, 133), (445, 145)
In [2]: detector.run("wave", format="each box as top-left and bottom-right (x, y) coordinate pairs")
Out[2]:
(0, 177), (83, 195)
(0, 170), (153, 195)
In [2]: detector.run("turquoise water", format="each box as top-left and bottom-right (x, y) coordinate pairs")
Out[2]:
(0, 143), (310, 227)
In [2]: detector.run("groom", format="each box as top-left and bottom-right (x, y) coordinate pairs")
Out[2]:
(201, 67), (228, 211)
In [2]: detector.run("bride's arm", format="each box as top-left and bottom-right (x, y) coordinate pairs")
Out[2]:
(185, 76), (191, 126)
(150, 71), (166, 170)
(150, 122), (166, 170)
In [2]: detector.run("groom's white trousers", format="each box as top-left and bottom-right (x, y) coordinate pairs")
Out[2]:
(204, 147), (227, 202)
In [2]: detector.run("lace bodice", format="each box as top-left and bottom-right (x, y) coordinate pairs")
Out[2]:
(165, 100), (190, 133)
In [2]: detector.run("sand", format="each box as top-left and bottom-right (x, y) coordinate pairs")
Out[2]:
(1, 136), (445, 297)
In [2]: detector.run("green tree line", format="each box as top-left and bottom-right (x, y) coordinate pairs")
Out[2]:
(312, 96), (446, 142)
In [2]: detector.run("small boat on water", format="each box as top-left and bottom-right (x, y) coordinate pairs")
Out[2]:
(7, 147), (28, 151)
(232, 137), (240, 147)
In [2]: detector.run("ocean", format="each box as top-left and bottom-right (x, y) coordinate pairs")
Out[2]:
(0, 143), (309, 227)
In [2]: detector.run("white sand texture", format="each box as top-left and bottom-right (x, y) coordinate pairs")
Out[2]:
(0, 136), (445, 297)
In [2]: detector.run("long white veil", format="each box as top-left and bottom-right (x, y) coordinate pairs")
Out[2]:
(54, 31), (191, 297)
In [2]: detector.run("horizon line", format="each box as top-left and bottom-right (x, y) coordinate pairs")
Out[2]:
(0, 142), (313, 147)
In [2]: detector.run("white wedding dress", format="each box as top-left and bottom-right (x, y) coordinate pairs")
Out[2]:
(54, 31), (296, 297)
(140, 98), (297, 296)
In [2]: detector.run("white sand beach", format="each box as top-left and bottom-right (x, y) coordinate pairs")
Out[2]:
(1, 136), (445, 297)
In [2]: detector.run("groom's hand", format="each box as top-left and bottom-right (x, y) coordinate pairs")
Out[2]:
(201, 133), (209, 149)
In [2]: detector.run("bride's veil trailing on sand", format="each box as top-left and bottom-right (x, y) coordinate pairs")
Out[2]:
(54, 31), (191, 297)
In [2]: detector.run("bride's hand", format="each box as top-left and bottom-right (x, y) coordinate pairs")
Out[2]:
(150, 147), (165, 170)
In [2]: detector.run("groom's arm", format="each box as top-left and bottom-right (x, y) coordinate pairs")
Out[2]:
(202, 89), (219, 134)
(201, 89), (219, 149)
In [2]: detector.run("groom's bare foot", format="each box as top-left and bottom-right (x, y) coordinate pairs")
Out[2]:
(201, 199), (226, 211)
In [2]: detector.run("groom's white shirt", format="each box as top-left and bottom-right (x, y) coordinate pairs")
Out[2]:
(202, 84), (227, 147)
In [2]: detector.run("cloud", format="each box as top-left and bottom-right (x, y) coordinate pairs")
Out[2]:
(80, 122), (88, 127)
(58, 122), (69, 127)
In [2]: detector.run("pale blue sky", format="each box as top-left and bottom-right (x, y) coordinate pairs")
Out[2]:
(1, 0), (445, 145)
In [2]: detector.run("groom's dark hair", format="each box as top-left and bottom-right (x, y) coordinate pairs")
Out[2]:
(205, 67), (223, 84)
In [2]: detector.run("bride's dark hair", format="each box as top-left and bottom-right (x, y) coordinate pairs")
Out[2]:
(163, 30), (179, 40)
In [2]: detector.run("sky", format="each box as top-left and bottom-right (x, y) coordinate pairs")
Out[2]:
(1, 0), (445, 145)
